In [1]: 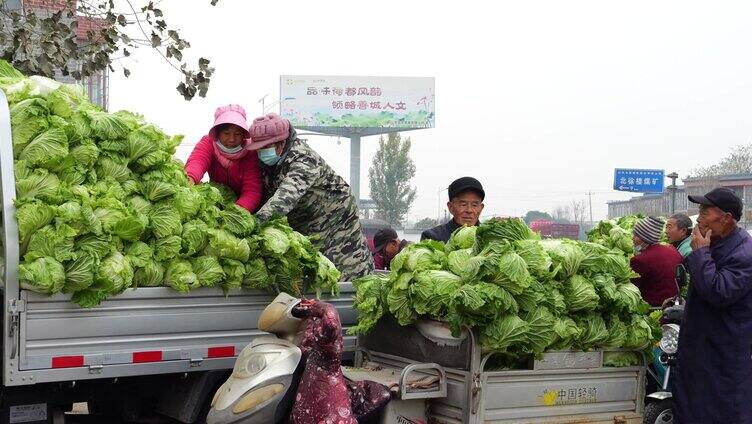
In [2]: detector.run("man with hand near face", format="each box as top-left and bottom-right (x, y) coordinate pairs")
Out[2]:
(673, 188), (752, 424)
(422, 177), (485, 243)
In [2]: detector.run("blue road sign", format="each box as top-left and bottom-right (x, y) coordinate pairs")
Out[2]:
(613, 169), (665, 193)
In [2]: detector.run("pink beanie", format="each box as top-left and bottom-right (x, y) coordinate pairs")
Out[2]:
(211, 104), (250, 138)
(247, 113), (290, 150)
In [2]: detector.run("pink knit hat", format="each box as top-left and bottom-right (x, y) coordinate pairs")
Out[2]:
(247, 113), (290, 150)
(211, 104), (250, 138)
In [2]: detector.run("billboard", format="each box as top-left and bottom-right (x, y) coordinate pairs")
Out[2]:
(280, 75), (435, 129)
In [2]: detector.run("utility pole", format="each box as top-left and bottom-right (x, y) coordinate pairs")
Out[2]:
(667, 172), (679, 214)
(586, 191), (594, 225)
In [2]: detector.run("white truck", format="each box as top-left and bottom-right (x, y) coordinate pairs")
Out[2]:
(0, 91), (358, 424)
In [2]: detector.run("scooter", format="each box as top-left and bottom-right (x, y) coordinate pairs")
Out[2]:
(644, 265), (687, 424)
(206, 292), (307, 424)
(207, 292), (447, 424)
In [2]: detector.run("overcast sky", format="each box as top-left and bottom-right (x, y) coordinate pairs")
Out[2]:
(108, 0), (752, 222)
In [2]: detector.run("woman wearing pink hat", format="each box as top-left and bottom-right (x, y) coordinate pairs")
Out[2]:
(184, 105), (263, 212)
(248, 113), (374, 281)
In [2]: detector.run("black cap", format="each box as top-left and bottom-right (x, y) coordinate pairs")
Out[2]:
(688, 187), (743, 221)
(448, 177), (485, 201)
(373, 228), (398, 252)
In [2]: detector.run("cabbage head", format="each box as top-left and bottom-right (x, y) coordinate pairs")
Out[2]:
(541, 239), (584, 279)
(523, 307), (556, 355)
(94, 252), (133, 295)
(445, 226), (477, 252)
(164, 260), (198, 293)
(19, 257), (66, 295)
(192, 256), (225, 287)
(576, 313), (609, 349)
(564, 275), (599, 312)
(410, 270), (463, 317)
(489, 252), (530, 295)
(623, 314), (653, 349)
(349, 274), (390, 335)
(480, 314), (529, 352)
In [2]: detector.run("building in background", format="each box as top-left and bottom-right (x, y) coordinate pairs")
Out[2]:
(608, 173), (752, 227)
(608, 188), (688, 218)
(6, 0), (109, 109)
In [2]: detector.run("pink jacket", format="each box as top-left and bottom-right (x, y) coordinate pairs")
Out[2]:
(184, 135), (263, 212)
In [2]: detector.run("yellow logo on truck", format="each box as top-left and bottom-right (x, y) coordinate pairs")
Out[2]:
(542, 390), (558, 406)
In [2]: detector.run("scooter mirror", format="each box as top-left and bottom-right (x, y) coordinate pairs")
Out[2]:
(258, 292), (302, 337)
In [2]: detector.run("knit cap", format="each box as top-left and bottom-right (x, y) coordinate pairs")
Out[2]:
(633, 216), (665, 245)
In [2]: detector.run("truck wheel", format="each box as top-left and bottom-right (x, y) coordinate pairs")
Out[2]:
(644, 399), (673, 424)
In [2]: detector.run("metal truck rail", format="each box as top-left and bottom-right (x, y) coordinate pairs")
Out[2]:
(4, 286), (356, 387)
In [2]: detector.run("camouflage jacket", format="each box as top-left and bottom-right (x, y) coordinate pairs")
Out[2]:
(257, 136), (374, 281)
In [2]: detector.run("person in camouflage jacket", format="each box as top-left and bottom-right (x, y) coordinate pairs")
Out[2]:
(247, 113), (374, 281)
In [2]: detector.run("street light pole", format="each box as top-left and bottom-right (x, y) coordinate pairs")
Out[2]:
(667, 171), (679, 214)
(437, 186), (443, 223)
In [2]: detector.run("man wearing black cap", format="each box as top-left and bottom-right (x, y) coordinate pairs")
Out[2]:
(421, 177), (485, 243)
(372, 228), (408, 270)
(672, 187), (752, 424)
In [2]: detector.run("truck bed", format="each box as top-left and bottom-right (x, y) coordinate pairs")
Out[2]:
(0, 90), (359, 387)
(5, 284), (356, 386)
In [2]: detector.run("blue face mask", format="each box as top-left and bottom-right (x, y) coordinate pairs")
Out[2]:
(634, 244), (644, 254)
(258, 146), (281, 166)
(216, 141), (243, 155)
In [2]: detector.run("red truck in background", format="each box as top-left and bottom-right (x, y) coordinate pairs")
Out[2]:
(529, 220), (581, 240)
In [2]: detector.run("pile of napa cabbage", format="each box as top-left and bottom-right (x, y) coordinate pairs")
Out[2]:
(0, 61), (339, 307)
(352, 218), (654, 362)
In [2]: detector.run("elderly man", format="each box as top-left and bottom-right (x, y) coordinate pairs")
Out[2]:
(673, 188), (752, 424)
(422, 177), (485, 243)
(665, 213), (693, 258)
(629, 216), (682, 306)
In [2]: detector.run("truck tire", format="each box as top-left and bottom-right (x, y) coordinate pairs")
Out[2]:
(644, 399), (673, 424)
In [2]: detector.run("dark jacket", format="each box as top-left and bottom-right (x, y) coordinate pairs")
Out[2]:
(421, 220), (477, 243)
(629, 243), (682, 306)
(673, 228), (752, 424)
